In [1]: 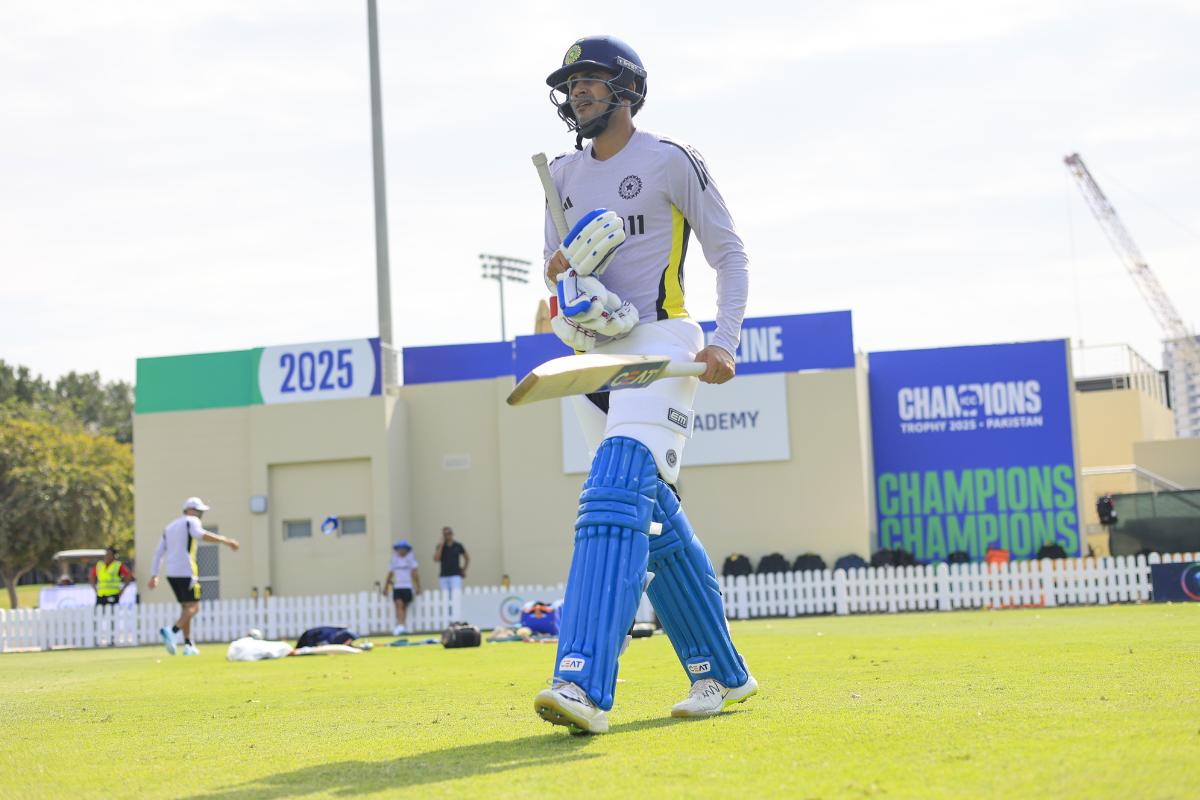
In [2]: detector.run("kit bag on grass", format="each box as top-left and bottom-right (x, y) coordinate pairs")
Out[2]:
(441, 622), (481, 648)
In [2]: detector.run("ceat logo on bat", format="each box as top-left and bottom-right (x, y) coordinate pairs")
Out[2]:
(602, 362), (666, 391)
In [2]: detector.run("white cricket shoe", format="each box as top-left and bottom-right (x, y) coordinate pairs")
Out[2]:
(671, 675), (759, 718)
(181, 643), (200, 656)
(392, 624), (407, 636)
(159, 626), (177, 656)
(534, 680), (609, 734)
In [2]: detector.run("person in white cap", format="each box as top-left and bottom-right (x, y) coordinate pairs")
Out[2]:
(148, 497), (239, 655)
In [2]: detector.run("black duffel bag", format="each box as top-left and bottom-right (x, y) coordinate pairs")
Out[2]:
(441, 622), (481, 648)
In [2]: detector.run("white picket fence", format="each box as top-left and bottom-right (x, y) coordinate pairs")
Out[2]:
(2, 553), (1196, 652)
(0, 583), (560, 653)
(721, 552), (1200, 618)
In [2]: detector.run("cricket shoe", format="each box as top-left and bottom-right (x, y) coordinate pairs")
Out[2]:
(393, 624), (407, 636)
(671, 675), (758, 718)
(534, 680), (609, 734)
(159, 626), (177, 656)
(182, 644), (200, 656)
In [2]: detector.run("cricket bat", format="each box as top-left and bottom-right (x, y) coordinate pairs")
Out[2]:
(533, 152), (567, 317)
(533, 152), (569, 239)
(507, 354), (706, 406)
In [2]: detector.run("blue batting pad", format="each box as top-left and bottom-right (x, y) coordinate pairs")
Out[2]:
(647, 482), (750, 689)
(554, 436), (657, 710)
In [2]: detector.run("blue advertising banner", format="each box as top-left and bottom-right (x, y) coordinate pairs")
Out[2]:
(868, 339), (1080, 562)
(401, 341), (513, 385)
(1150, 562), (1200, 602)
(407, 310), (856, 386)
(700, 310), (855, 375)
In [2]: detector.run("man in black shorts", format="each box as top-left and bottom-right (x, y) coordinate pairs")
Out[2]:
(148, 497), (239, 655)
(383, 539), (422, 635)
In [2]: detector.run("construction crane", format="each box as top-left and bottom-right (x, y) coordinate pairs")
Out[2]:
(1063, 153), (1200, 407)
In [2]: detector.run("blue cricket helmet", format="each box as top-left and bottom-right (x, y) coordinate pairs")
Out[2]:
(546, 35), (648, 139)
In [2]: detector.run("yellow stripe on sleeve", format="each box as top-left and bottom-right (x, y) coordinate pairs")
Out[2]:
(656, 204), (689, 320)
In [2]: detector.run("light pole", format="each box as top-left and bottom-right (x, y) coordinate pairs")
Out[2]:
(480, 254), (530, 341)
(366, 0), (395, 384)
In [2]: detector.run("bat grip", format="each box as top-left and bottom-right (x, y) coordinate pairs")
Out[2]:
(533, 152), (569, 239)
(665, 361), (708, 379)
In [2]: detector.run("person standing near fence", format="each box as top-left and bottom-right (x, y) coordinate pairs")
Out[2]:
(433, 526), (469, 614)
(383, 539), (421, 635)
(148, 497), (239, 656)
(89, 546), (132, 607)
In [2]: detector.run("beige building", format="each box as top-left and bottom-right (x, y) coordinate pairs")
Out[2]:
(1073, 345), (1199, 554)
(134, 327), (875, 602)
(134, 333), (1199, 603)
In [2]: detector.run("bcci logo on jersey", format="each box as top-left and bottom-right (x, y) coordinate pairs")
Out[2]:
(619, 174), (643, 199)
(897, 380), (1044, 434)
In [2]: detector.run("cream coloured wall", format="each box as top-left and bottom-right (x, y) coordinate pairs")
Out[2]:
(396, 379), (506, 587)
(1132, 438), (1200, 489)
(134, 395), (409, 601)
(1072, 386), (1178, 557)
(268, 458), (372, 595)
(1075, 388), (1175, 468)
(134, 405), (254, 602)
(136, 362), (878, 595)
(136, 361), (874, 596)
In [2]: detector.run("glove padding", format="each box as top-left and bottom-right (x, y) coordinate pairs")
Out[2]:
(560, 209), (626, 277)
(551, 272), (640, 351)
(551, 314), (599, 352)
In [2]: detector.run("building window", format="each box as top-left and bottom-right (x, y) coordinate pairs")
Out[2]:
(196, 526), (221, 600)
(284, 519), (312, 540)
(341, 516), (367, 535)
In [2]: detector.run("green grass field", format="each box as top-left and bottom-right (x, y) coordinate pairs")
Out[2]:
(2, 582), (48, 609)
(2, 605), (1198, 799)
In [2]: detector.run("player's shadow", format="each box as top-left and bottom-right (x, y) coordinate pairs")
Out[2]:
(187, 716), (681, 799)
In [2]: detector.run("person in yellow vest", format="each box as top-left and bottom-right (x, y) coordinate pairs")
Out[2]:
(89, 546), (132, 607)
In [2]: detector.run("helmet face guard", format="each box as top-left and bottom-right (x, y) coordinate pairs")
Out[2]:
(546, 36), (647, 143)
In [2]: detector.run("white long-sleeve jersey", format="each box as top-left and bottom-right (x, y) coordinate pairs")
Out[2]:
(543, 129), (749, 358)
(151, 515), (205, 578)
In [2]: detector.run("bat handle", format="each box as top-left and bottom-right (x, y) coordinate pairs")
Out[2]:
(665, 361), (708, 379)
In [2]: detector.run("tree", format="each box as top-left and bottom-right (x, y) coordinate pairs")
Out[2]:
(0, 417), (133, 608)
(0, 360), (134, 443)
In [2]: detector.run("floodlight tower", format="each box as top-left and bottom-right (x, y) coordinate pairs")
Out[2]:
(480, 254), (530, 341)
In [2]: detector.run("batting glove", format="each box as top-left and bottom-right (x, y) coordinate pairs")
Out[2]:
(560, 209), (626, 277)
(551, 314), (599, 352)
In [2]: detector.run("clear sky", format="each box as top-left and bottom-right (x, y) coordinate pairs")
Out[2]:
(2, 1), (1198, 384)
